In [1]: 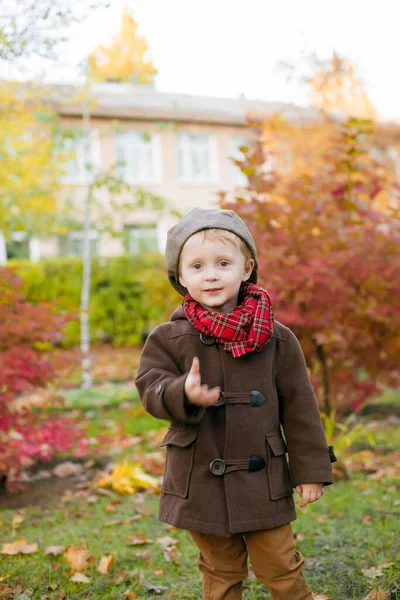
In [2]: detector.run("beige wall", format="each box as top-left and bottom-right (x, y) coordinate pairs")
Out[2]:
(45, 116), (251, 258)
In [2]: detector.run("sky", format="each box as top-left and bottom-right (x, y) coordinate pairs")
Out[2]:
(6, 0), (400, 122)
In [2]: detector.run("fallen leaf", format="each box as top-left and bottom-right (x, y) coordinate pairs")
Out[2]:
(377, 560), (393, 570)
(11, 511), (25, 531)
(64, 545), (95, 572)
(104, 519), (124, 527)
(70, 573), (91, 583)
(156, 535), (181, 565)
(313, 595), (330, 599)
(153, 570), (164, 576)
(45, 546), (65, 556)
(362, 516), (373, 525)
(1, 539), (38, 555)
(86, 495), (98, 504)
(53, 462), (84, 478)
(94, 461), (160, 494)
(294, 532), (305, 541)
(163, 545), (181, 565)
(95, 488), (114, 497)
(361, 589), (391, 600)
(134, 549), (151, 564)
(127, 515), (143, 523)
(314, 515), (327, 524)
(123, 591), (137, 599)
(135, 505), (152, 516)
(97, 553), (115, 574)
(142, 579), (169, 594)
(156, 536), (179, 548)
(126, 534), (152, 546)
(104, 504), (117, 513)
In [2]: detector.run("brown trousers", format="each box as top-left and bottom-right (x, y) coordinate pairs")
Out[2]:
(190, 524), (313, 600)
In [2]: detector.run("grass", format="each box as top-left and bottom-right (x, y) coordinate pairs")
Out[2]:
(1, 388), (399, 599)
(1, 477), (399, 599)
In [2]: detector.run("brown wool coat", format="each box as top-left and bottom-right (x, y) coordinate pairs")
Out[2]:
(135, 307), (334, 538)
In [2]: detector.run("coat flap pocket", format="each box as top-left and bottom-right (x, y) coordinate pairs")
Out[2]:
(266, 432), (288, 456)
(160, 428), (198, 448)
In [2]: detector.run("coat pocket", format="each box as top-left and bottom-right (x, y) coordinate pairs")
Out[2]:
(266, 432), (293, 500)
(160, 428), (198, 498)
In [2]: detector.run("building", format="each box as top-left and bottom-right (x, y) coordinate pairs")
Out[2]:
(1, 83), (316, 262)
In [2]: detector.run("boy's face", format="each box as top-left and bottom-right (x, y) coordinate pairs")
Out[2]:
(179, 232), (254, 313)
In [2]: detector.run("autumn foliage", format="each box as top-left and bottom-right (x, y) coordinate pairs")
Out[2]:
(222, 117), (400, 414)
(0, 267), (86, 488)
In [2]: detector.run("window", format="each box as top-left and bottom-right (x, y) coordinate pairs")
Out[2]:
(177, 133), (218, 184)
(115, 131), (161, 184)
(124, 224), (159, 255)
(61, 131), (100, 184)
(230, 136), (249, 186)
(59, 230), (100, 257)
(6, 232), (30, 260)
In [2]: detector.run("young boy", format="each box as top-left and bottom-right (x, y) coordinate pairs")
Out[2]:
(135, 207), (335, 600)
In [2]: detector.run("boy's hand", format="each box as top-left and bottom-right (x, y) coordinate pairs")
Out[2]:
(185, 357), (221, 407)
(295, 483), (324, 508)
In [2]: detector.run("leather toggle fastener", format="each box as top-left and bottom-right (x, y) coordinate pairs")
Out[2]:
(328, 445), (337, 463)
(210, 455), (266, 476)
(250, 389), (267, 407)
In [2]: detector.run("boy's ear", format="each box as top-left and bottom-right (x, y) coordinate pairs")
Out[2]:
(179, 273), (186, 287)
(242, 259), (255, 282)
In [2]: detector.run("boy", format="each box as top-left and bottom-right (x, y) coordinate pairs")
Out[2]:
(135, 207), (335, 600)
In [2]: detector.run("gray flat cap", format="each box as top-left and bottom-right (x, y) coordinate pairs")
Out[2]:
(166, 207), (258, 296)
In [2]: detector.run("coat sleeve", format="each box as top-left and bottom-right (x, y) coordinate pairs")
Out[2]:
(134, 324), (205, 425)
(275, 329), (334, 487)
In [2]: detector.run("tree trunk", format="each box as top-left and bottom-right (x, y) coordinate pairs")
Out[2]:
(315, 343), (331, 414)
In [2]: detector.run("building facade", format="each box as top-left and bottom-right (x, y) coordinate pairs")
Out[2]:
(1, 83), (315, 262)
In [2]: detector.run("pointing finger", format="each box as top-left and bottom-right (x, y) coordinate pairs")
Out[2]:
(191, 356), (200, 375)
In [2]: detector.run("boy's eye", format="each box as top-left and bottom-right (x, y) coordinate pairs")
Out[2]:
(219, 261), (229, 267)
(192, 263), (202, 270)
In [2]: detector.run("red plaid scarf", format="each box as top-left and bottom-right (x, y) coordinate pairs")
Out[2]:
(182, 283), (274, 358)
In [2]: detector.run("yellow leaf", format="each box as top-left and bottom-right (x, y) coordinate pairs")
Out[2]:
(1, 538), (38, 555)
(95, 461), (160, 495)
(11, 511), (25, 531)
(97, 553), (116, 574)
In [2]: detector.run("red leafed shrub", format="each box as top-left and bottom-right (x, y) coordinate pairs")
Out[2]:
(221, 117), (400, 415)
(0, 267), (86, 488)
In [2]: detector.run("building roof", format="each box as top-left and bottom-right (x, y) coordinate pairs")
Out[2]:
(51, 82), (318, 126)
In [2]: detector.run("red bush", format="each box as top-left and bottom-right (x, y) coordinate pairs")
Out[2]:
(0, 267), (86, 488)
(221, 118), (400, 414)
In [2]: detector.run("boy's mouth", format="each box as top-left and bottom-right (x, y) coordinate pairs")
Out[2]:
(204, 288), (222, 294)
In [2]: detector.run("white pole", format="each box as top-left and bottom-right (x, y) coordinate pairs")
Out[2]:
(0, 232), (7, 264)
(80, 62), (93, 389)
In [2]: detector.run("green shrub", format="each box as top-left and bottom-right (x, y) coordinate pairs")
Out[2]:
(8, 254), (180, 347)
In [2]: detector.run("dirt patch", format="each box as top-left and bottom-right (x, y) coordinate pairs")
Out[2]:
(0, 456), (109, 511)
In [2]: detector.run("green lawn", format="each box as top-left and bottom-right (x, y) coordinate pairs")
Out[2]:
(1, 386), (399, 599)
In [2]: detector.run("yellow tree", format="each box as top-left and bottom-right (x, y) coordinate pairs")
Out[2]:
(88, 9), (157, 84)
(0, 82), (67, 238)
(307, 51), (377, 120)
(257, 51), (398, 207)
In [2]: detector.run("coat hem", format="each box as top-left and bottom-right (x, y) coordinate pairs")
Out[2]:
(158, 508), (297, 538)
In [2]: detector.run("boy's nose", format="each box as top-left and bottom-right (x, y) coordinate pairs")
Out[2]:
(204, 267), (218, 280)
